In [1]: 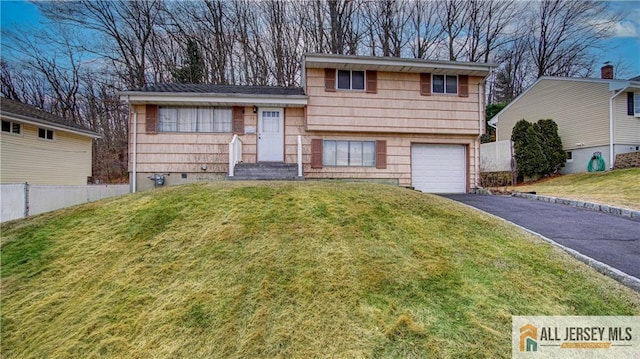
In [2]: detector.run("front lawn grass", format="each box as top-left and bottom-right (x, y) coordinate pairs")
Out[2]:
(511, 168), (640, 210)
(1, 182), (638, 358)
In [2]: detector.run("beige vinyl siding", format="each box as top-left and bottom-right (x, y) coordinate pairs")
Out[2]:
(305, 68), (484, 135)
(130, 105), (305, 174)
(496, 79), (610, 149)
(613, 93), (640, 145)
(1, 123), (93, 185)
(302, 133), (478, 189)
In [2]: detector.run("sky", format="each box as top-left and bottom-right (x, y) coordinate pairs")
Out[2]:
(1, 0), (639, 78)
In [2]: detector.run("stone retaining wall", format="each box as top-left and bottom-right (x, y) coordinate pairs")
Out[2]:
(614, 152), (640, 169)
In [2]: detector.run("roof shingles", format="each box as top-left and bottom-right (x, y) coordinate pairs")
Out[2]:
(0, 97), (97, 135)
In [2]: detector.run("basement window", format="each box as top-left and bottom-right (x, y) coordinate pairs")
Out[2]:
(38, 128), (54, 141)
(1, 120), (21, 134)
(566, 151), (573, 162)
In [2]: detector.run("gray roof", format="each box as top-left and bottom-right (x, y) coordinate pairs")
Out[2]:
(0, 97), (99, 137)
(629, 75), (640, 82)
(129, 83), (305, 96)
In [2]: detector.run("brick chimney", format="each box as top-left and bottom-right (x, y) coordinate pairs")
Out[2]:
(601, 64), (614, 79)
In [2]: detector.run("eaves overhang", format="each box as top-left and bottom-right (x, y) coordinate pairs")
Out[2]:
(304, 53), (495, 77)
(119, 92), (309, 108)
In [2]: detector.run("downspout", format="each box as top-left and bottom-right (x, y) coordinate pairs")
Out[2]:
(131, 99), (138, 193)
(475, 81), (484, 190)
(609, 87), (627, 169)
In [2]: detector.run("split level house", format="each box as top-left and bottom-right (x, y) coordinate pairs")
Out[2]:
(489, 65), (640, 174)
(0, 98), (101, 185)
(120, 54), (494, 193)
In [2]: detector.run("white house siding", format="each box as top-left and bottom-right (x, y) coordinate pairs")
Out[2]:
(1, 123), (93, 185)
(496, 79), (611, 150)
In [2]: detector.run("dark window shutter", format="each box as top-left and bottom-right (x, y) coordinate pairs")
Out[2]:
(233, 106), (244, 135)
(420, 73), (431, 96)
(376, 140), (387, 169)
(458, 75), (469, 97)
(324, 68), (336, 92)
(146, 104), (158, 134)
(311, 139), (323, 168)
(628, 92), (634, 116)
(366, 70), (377, 94)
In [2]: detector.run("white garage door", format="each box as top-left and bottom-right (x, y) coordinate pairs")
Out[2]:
(412, 144), (466, 193)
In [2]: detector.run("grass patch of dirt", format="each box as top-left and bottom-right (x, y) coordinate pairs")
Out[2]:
(1, 181), (638, 358)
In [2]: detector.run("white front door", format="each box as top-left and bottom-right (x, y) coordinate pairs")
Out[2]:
(258, 108), (284, 162)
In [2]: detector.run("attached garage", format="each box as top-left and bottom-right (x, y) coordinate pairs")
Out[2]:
(411, 144), (467, 193)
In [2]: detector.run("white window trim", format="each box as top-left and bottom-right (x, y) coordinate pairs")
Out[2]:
(336, 70), (366, 91)
(37, 127), (55, 141)
(634, 92), (640, 117)
(566, 151), (573, 162)
(432, 74), (458, 95)
(1, 120), (22, 135)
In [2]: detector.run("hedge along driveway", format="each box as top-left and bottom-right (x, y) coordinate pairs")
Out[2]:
(442, 194), (640, 283)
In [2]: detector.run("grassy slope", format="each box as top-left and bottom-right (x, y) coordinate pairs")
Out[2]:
(512, 168), (640, 210)
(1, 182), (638, 358)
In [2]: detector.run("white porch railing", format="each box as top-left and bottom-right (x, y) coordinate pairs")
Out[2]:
(228, 135), (243, 177)
(297, 135), (303, 177)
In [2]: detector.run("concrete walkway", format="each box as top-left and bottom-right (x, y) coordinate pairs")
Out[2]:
(441, 194), (640, 288)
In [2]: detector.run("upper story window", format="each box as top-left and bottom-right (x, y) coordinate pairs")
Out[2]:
(337, 70), (365, 90)
(1, 120), (22, 134)
(433, 75), (458, 94)
(635, 93), (640, 117)
(38, 128), (54, 140)
(158, 106), (232, 132)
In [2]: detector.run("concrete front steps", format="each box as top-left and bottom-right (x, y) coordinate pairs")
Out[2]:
(228, 162), (303, 181)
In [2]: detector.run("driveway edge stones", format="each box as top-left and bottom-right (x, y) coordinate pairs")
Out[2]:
(453, 200), (640, 293)
(512, 192), (640, 220)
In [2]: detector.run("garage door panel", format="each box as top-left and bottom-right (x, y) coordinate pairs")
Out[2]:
(412, 144), (466, 193)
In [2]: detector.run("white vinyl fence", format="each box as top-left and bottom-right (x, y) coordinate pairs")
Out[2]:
(480, 140), (514, 172)
(1, 183), (130, 222)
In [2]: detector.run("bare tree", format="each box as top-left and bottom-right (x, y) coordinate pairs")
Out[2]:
(439, 0), (469, 61)
(37, 0), (164, 88)
(408, 0), (444, 59)
(527, 0), (620, 78)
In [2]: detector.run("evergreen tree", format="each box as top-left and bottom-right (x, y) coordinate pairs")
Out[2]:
(172, 39), (204, 84)
(511, 119), (546, 180)
(534, 119), (566, 175)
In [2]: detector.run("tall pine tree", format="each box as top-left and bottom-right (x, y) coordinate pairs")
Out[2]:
(172, 39), (204, 84)
(512, 119), (546, 181)
(534, 119), (566, 174)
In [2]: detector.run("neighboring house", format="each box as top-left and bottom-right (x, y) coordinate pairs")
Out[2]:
(0, 98), (101, 185)
(489, 66), (640, 174)
(119, 54), (493, 193)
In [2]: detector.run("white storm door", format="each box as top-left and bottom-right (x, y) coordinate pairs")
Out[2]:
(258, 108), (284, 162)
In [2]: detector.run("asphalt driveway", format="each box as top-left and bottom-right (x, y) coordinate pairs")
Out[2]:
(441, 194), (640, 279)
